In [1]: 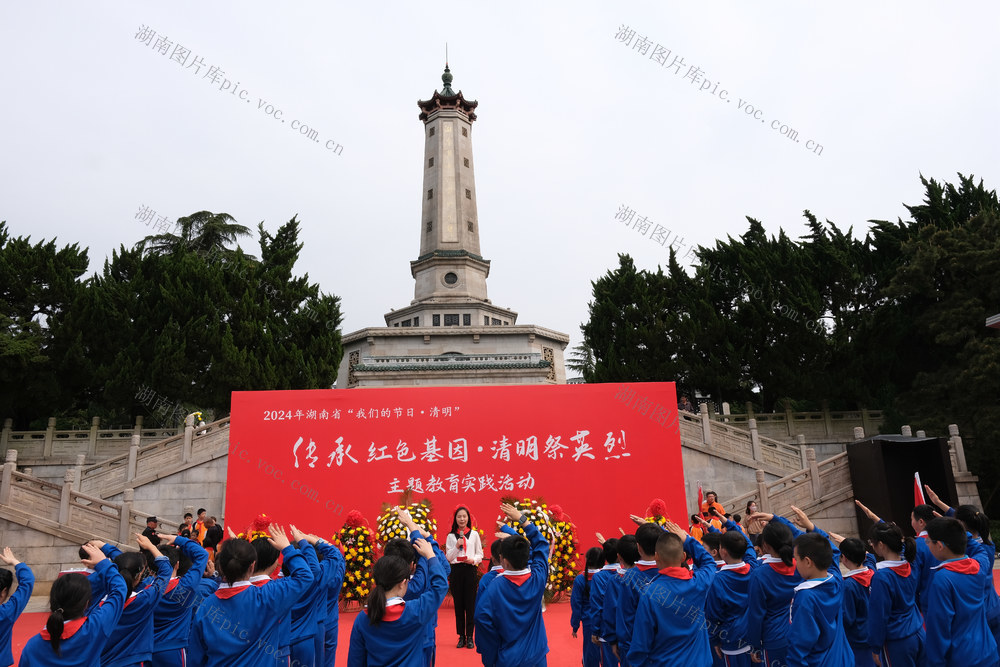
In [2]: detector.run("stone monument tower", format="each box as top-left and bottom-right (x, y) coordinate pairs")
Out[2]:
(336, 66), (569, 388)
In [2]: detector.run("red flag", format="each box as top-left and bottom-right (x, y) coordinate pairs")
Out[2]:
(697, 482), (704, 513)
(914, 472), (926, 506)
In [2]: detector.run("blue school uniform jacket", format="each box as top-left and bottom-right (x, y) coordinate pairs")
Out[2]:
(479, 566), (503, 599)
(1, 562), (33, 666)
(785, 527), (852, 667)
(616, 562), (659, 655)
(188, 544), (314, 667)
(746, 516), (804, 652)
(601, 567), (626, 645)
(19, 558), (127, 667)
(99, 545), (171, 667)
(474, 519), (550, 667)
(589, 565), (619, 640)
(321, 540), (347, 647)
(841, 553), (876, 651)
(866, 558), (922, 651)
(627, 536), (715, 667)
(151, 536), (208, 652)
(289, 540), (328, 646)
(346, 553), (448, 667)
(914, 531), (939, 614)
(570, 572), (594, 634)
(925, 556), (999, 666)
(404, 529), (450, 652)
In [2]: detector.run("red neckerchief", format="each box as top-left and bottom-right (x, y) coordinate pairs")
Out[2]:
(41, 617), (86, 640)
(722, 563), (751, 575)
(504, 572), (531, 586)
(215, 585), (251, 599)
(165, 578), (181, 594)
(636, 563), (657, 571)
(659, 567), (693, 580)
(768, 561), (796, 576)
(888, 563), (911, 578)
(941, 557), (980, 575)
(847, 570), (874, 587)
(383, 604), (405, 622)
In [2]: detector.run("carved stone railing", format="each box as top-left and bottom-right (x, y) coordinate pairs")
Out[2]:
(79, 417), (230, 499)
(679, 405), (804, 475)
(711, 405), (884, 443)
(724, 450), (853, 518)
(0, 416), (179, 464)
(0, 450), (178, 545)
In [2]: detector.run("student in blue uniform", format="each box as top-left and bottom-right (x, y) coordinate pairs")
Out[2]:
(833, 536), (876, 667)
(385, 507), (451, 667)
(605, 535), (638, 666)
(785, 506), (852, 667)
(923, 517), (999, 666)
(911, 503), (939, 614)
(615, 523), (661, 667)
(97, 533), (172, 667)
(0, 547), (33, 667)
(865, 520), (924, 667)
(19, 542), (127, 666)
(705, 524), (758, 666)
(474, 502), (551, 667)
(478, 538), (506, 599)
(627, 519), (715, 667)
(572, 547), (605, 667)
(189, 522), (315, 667)
(245, 536), (291, 666)
(285, 525), (328, 667)
(346, 537), (448, 667)
(744, 510), (804, 666)
(319, 531), (346, 667)
(590, 537), (620, 666)
(150, 532), (209, 667)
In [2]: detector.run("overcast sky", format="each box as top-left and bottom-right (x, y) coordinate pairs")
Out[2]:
(3, 2), (998, 365)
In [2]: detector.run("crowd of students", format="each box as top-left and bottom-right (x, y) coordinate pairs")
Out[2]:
(1, 484), (999, 666)
(571, 485), (1000, 667)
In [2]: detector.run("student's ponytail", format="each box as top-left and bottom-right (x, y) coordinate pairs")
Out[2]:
(870, 522), (913, 561)
(366, 556), (410, 626)
(761, 521), (795, 566)
(217, 538), (256, 584)
(46, 573), (90, 656)
(902, 536), (917, 563)
(581, 546), (604, 605)
(113, 552), (145, 597)
(955, 505), (993, 546)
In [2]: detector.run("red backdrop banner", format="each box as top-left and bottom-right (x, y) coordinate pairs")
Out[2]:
(225, 383), (684, 549)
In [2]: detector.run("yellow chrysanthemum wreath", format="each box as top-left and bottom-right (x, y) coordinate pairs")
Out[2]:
(334, 510), (377, 603)
(376, 488), (437, 547)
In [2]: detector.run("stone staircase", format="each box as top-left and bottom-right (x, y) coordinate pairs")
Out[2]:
(78, 417), (230, 499)
(678, 406), (804, 477)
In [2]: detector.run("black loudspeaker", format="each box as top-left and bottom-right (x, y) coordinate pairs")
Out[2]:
(847, 435), (957, 538)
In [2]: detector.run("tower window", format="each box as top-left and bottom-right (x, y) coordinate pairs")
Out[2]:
(401, 319), (412, 327)
(467, 220), (474, 232)
(444, 314), (459, 326)
(464, 157), (469, 168)
(465, 189), (471, 199)
(484, 316), (489, 325)
(427, 189), (433, 200)
(429, 127), (435, 137)
(463, 314), (471, 326)
(462, 127), (468, 137)
(428, 157), (434, 167)
(426, 220), (433, 232)
(444, 272), (458, 285)
(491, 318), (501, 325)
(433, 314), (441, 326)
(413, 317), (419, 326)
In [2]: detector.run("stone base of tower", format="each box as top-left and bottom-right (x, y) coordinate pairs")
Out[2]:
(336, 325), (569, 388)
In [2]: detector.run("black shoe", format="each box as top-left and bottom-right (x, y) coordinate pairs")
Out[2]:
(467, 636), (475, 649)
(456, 636), (466, 648)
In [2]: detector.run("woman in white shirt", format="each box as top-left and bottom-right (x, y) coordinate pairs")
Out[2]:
(445, 505), (483, 649)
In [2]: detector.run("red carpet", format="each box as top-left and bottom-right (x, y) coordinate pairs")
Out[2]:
(10, 600), (583, 666)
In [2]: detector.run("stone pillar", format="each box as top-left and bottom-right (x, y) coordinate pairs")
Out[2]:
(183, 425), (194, 463)
(797, 435), (808, 469)
(822, 400), (833, 438)
(43, 417), (56, 458)
(745, 402), (755, 419)
(783, 399), (795, 437)
(127, 441), (139, 483)
(0, 418), (11, 456)
(748, 419), (762, 461)
(58, 469), (75, 525)
(756, 470), (769, 513)
(861, 408), (874, 436)
(22, 468), (32, 476)
(119, 488), (135, 544)
(948, 424), (968, 472)
(73, 453), (86, 491)
(700, 403), (713, 447)
(0, 450), (17, 505)
(916, 430), (926, 438)
(901, 425), (912, 437)
(807, 448), (822, 499)
(722, 402), (730, 423)
(853, 426), (865, 441)
(133, 415), (143, 438)
(948, 440), (959, 473)
(88, 416), (100, 458)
